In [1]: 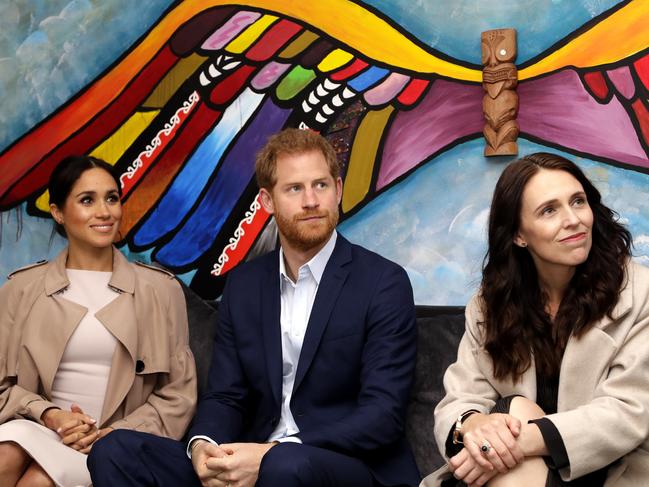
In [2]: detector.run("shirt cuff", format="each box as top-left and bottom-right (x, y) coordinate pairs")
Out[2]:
(529, 417), (569, 470)
(276, 436), (302, 444)
(186, 435), (218, 459)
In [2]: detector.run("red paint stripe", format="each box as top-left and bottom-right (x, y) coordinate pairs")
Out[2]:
(245, 20), (302, 62)
(0, 46), (179, 208)
(631, 99), (649, 149)
(209, 64), (257, 106)
(120, 102), (223, 236)
(219, 202), (270, 275)
(120, 92), (200, 196)
(634, 53), (649, 91)
(582, 71), (610, 101)
(330, 58), (368, 81)
(397, 78), (430, 106)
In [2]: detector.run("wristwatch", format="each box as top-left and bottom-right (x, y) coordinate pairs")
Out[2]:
(452, 409), (480, 445)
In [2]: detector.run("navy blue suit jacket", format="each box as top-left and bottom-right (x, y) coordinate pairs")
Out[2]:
(188, 235), (420, 486)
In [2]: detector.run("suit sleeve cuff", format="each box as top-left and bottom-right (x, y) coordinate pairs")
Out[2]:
(186, 435), (218, 459)
(276, 436), (302, 444)
(529, 417), (569, 470)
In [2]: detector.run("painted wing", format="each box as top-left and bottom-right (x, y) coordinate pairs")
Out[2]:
(1, 0), (648, 299)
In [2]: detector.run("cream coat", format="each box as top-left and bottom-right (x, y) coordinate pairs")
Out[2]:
(0, 248), (197, 440)
(423, 261), (649, 486)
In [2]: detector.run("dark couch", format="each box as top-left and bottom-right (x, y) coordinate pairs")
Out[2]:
(183, 286), (465, 478)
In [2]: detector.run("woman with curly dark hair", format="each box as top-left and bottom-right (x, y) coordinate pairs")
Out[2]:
(422, 153), (649, 486)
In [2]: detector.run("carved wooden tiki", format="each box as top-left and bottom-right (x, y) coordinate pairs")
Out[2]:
(481, 28), (518, 156)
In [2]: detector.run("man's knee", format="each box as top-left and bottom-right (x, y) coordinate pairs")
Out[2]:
(258, 443), (313, 485)
(88, 429), (141, 470)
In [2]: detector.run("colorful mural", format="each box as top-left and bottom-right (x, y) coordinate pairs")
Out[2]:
(1, 0), (648, 304)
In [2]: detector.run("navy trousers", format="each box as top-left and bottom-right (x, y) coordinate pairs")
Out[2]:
(88, 430), (379, 487)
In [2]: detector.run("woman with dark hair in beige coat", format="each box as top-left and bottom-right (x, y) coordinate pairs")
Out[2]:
(0, 156), (197, 487)
(423, 153), (649, 487)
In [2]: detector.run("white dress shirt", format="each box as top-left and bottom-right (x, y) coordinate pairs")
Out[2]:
(188, 231), (337, 456)
(268, 230), (337, 442)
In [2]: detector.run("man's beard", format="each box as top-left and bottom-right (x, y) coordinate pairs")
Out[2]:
(274, 207), (339, 252)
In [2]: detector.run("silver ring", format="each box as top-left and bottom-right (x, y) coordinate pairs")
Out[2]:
(480, 439), (492, 454)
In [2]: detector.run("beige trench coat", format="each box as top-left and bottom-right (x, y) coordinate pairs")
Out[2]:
(423, 262), (649, 486)
(0, 247), (197, 440)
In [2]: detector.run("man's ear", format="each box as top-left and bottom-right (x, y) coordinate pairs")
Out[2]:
(335, 177), (343, 205)
(259, 188), (274, 215)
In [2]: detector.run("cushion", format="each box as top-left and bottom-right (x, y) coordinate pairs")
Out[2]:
(406, 307), (465, 476)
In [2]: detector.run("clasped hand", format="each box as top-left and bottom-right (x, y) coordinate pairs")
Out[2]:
(42, 403), (112, 453)
(448, 413), (524, 487)
(191, 441), (276, 487)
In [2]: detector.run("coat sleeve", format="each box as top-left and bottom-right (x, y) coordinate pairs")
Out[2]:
(433, 294), (502, 459)
(296, 264), (417, 454)
(0, 276), (60, 425)
(109, 278), (197, 440)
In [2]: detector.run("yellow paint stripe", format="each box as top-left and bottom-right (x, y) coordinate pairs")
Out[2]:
(520, 1), (649, 80)
(143, 53), (207, 108)
(225, 14), (278, 54)
(35, 110), (160, 212)
(342, 106), (394, 213)
(90, 110), (160, 164)
(318, 49), (354, 72)
(35, 192), (51, 213)
(278, 30), (319, 59)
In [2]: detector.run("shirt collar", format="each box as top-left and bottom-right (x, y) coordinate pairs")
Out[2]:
(279, 230), (337, 286)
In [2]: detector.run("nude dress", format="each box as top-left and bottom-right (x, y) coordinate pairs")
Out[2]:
(0, 270), (118, 487)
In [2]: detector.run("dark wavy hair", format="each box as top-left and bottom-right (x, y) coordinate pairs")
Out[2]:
(481, 153), (632, 381)
(49, 155), (121, 238)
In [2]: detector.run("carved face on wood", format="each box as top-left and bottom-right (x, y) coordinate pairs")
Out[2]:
(482, 28), (518, 96)
(481, 28), (518, 156)
(482, 28), (517, 66)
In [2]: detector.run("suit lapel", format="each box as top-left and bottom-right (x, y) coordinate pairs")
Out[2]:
(293, 237), (351, 392)
(261, 253), (283, 407)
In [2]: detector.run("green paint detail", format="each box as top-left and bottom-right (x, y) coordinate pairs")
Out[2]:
(275, 66), (316, 100)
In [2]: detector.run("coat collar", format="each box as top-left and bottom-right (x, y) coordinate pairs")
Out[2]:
(44, 246), (136, 296)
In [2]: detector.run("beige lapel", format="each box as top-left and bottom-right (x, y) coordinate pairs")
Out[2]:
(27, 250), (87, 395)
(558, 269), (633, 411)
(95, 249), (138, 425)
